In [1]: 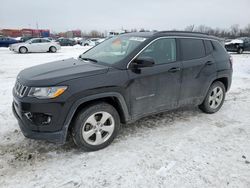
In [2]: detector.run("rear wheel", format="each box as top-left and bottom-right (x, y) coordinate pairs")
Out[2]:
(19, 46), (28, 54)
(71, 103), (120, 151)
(49, 46), (57, 53)
(199, 81), (226, 114)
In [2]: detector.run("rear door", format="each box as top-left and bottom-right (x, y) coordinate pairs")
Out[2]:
(179, 38), (217, 106)
(40, 39), (51, 52)
(128, 38), (182, 118)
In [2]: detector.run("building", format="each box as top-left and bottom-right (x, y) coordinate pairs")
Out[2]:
(0, 28), (50, 37)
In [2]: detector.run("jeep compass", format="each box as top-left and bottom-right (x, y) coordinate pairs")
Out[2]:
(12, 31), (233, 151)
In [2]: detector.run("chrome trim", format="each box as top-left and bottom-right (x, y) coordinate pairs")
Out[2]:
(14, 81), (28, 97)
(126, 36), (220, 69)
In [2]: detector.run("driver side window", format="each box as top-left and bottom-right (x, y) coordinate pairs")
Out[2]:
(138, 38), (176, 65)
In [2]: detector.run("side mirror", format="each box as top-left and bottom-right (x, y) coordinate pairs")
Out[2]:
(132, 57), (155, 68)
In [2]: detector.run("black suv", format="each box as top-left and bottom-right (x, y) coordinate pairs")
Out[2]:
(12, 31), (233, 151)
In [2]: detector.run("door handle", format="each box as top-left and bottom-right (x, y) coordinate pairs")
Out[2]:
(205, 61), (214, 66)
(168, 67), (181, 73)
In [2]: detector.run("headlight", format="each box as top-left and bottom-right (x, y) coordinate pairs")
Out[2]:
(28, 86), (67, 99)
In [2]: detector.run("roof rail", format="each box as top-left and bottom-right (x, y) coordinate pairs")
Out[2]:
(155, 30), (209, 35)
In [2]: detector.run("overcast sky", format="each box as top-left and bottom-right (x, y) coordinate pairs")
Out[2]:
(1, 0), (250, 32)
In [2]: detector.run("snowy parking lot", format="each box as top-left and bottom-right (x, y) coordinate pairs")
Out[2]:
(0, 47), (250, 187)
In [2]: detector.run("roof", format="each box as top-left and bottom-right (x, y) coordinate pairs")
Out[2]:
(122, 31), (220, 41)
(154, 31), (219, 40)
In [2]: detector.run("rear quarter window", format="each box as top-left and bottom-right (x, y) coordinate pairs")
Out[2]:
(180, 38), (205, 60)
(212, 41), (228, 54)
(204, 40), (214, 54)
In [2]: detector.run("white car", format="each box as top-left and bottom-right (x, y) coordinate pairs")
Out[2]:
(9, 38), (61, 53)
(83, 38), (101, 46)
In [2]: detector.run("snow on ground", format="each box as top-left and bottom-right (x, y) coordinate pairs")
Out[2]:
(0, 47), (250, 188)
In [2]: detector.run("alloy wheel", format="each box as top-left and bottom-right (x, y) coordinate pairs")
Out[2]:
(82, 111), (115, 145)
(208, 86), (223, 109)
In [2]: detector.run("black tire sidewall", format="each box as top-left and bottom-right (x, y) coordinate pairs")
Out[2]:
(19, 47), (27, 53)
(200, 81), (226, 113)
(237, 47), (243, 54)
(50, 46), (57, 53)
(72, 103), (120, 151)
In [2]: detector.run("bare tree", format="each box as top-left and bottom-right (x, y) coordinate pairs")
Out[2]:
(89, 30), (102, 37)
(230, 24), (240, 37)
(185, 25), (195, 32)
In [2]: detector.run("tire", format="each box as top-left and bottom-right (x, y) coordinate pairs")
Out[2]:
(71, 102), (120, 151)
(84, 43), (89, 46)
(199, 81), (226, 114)
(237, 47), (243, 54)
(19, 46), (28, 54)
(49, 46), (57, 53)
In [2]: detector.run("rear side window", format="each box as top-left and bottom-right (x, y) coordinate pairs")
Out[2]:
(204, 40), (213, 54)
(180, 38), (205, 60)
(41, 39), (50, 43)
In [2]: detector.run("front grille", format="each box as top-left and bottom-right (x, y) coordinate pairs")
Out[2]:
(14, 81), (28, 97)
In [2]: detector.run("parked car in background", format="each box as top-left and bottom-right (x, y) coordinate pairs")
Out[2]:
(79, 38), (87, 45)
(225, 37), (250, 54)
(20, 36), (34, 42)
(12, 31), (232, 151)
(83, 38), (100, 46)
(73, 37), (83, 45)
(95, 38), (106, 45)
(43, 37), (55, 41)
(0, 36), (18, 47)
(9, 38), (61, 53)
(56, 38), (75, 46)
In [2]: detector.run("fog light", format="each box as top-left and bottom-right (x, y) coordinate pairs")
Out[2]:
(42, 116), (51, 125)
(24, 112), (52, 126)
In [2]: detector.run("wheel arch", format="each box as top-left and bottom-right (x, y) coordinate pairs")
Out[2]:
(62, 92), (130, 141)
(49, 45), (57, 52)
(19, 46), (28, 53)
(212, 77), (229, 91)
(200, 75), (230, 106)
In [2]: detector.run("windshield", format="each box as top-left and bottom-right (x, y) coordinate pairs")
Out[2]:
(79, 35), (147, 65)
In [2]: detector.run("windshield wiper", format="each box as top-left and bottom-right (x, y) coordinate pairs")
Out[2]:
(80, 57), (98, 63)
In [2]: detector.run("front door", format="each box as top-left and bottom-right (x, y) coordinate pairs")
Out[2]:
(127, 38), (181, 118)
(29, 39), (42, 52)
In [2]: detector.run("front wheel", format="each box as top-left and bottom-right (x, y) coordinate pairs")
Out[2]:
(71, 103), (120, 151)
(199, 81), (226, 114)
(237, 47), (243, 54)
(19, 46), (28, 54)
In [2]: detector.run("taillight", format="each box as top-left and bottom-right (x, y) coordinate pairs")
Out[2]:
(229, 55), (233, 68)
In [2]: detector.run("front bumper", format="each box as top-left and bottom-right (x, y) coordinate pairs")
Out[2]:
(12, 97), (67, 144)
(12, 102), (67, 143)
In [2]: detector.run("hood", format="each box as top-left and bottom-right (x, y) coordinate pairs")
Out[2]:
(18, 58), (109, 86)
(225, 39), (244, 45)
